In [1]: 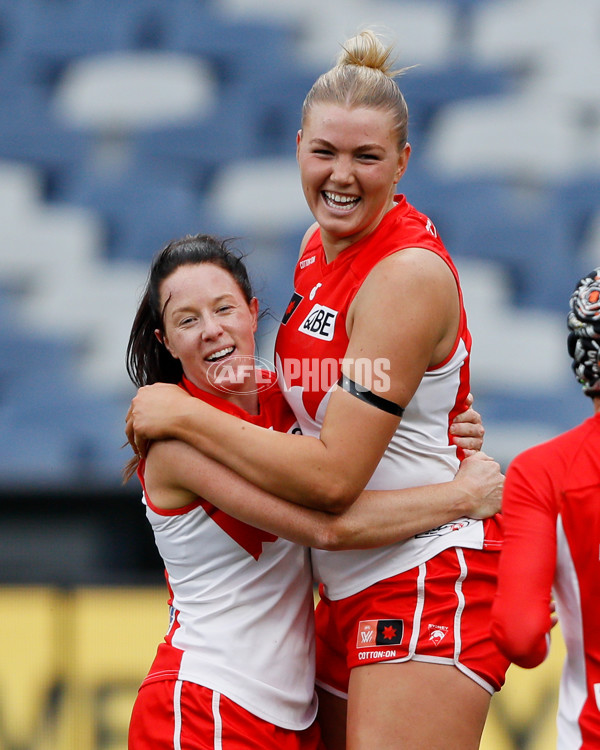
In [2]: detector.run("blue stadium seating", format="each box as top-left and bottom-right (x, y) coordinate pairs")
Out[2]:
(0, 84), (92, 187)
(53, 167), (211, 261)
(0, 0), (598, 488)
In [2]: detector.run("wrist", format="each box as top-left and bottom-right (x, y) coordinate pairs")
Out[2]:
(449, 475), (477, 517)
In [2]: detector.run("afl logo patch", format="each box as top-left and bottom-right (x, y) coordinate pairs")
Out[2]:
(299, 303), (338, 341)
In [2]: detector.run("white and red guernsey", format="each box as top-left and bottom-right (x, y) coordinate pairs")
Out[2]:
(137, 375), (318, 732)
(275, 195), (499, 601)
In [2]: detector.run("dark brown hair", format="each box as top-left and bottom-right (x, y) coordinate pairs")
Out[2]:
(126, 233), (253, 389)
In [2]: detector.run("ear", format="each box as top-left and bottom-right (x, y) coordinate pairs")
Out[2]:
(249, 297), (259, 334)
(296, 129), (303, 161)
(394, 143), (411, 184)
(155, 328), (178, 360)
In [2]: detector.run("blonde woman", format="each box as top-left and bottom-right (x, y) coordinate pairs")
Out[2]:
(127, 32), (509, 749)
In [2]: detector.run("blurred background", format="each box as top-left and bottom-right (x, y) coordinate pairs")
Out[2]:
(0, 0), (597, 747)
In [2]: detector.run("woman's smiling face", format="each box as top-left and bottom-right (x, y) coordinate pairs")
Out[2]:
(297, 102), (410, 257)
(158, 263), (259, 400)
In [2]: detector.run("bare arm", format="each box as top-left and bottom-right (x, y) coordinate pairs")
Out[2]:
(128, 250), (463, 511)
(144, 440), (503, 551)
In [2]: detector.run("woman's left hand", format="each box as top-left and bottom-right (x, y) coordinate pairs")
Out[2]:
(126, 383), (193, 457)
(449, 392), (485, 452)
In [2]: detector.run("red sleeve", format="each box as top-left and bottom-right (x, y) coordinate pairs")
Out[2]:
(491, 446), (559, 668)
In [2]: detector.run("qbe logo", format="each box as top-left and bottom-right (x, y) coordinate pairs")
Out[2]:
(298, 303), (338, 341)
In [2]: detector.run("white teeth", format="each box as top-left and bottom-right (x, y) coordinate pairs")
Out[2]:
(207, 346), (234, 361)
(323, 191), (360, 209)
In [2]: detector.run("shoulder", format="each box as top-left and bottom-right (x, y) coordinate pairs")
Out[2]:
(509, 416), (600, 479)
(144, 440), (199, 509)
(357, 247), (457, 307)
(298, 222), (320, 259)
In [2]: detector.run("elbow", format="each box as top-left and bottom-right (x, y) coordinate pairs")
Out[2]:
(306, 474), (359, 514)
(490, 618), (548, 669)
(311, 518), (354, 551)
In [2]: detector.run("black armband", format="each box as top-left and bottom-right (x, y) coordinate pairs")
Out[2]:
(337, 374), (405, 417)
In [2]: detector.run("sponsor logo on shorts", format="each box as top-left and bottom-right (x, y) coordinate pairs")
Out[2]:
(358, 650), (398, 660)
(356, 619), (404, 649)
(415, 518), (476, 538)
(427, 624), (449, 646)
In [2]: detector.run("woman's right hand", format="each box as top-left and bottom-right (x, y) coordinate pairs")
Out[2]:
(455, 451), (504, 519)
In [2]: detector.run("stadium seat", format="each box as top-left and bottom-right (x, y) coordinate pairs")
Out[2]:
(577, 209), (600, 271)
(471, 0), (600, 76)
(0, 84), (93, 184)
(0, 159), (43, 218)
(0, 424), (77, 490)
(299, 0), (457, 70)
(451, 195), (579, 311)
(425, 93), (600, 182)
(549, 178), (600, 261)
(399, 173), (581, 310)
(164, 4), (292, 88)
(399, 63), (516, 144)
(53, 50), (217, 133)
(0, 370), (132, 487)
(207, 156), (312, 239)
(53, 166), (210, 262)
(219, 0), (308, 25)
(0, 200), (103, 288)
(13, 0), (131, 85)
(130, 94), (259, 190)
(18, 255), (147, 393)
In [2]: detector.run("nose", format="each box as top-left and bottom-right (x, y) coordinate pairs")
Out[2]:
(201, 314), (224, 340)
(330, 155), (354, 185)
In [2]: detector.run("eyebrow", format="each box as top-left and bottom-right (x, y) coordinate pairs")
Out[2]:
(166, 293), (237, 318)
(309, 137), (385, 152)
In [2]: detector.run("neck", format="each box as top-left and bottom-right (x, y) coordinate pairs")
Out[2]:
(228, 390), (260, 415)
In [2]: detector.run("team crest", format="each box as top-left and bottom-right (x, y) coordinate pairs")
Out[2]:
(428, 624), (448, 646)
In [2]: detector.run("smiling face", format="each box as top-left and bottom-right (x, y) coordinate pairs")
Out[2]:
(158, 263), (259, 407)
(297, 103), (410, 260)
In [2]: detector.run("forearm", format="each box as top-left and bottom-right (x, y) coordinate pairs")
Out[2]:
(320, 477), (478, 550)
(168, 394), (393, 511)
(197, 468), (476, 551)
(162, 441), (478, 551)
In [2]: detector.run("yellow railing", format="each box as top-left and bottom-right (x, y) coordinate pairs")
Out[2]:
(0, 586), (564, 750)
